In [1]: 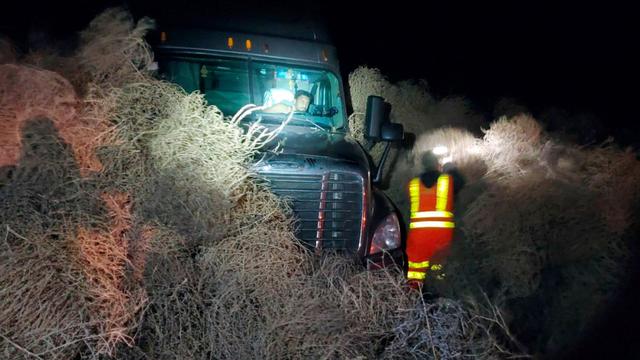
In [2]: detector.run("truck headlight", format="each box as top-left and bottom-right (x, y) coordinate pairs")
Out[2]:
(369, 213), (401, 254)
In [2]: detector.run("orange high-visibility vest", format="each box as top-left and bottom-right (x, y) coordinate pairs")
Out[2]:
(406, 174), (455, 282)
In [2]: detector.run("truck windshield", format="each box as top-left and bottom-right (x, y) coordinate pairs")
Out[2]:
(158, 56), (346, 130)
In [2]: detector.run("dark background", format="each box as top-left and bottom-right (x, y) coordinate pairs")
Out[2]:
(1, 1), (639, 358)
(1, 1), (637, 143)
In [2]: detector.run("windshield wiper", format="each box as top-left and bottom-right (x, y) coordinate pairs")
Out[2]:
(248, 112), (333, 132)
(288, 115), (332, 132)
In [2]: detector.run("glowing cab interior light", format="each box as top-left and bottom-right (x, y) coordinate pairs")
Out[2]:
(432, 145), (449, 155)
(227, 37), (234, 49)
(245, 39), (252, 51)
(160, 31), (167, 43)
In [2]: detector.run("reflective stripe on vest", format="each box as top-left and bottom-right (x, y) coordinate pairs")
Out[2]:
(410, 221), (455, 229)
(408, 260), (430, 269)
(411, 210), (454, 219)
(436, 174), (450, 211)
(409, 178), (421, 215)
(407, 270), (426, 280)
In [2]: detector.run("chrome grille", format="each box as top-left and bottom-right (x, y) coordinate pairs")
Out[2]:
(258, 171), (364, 250)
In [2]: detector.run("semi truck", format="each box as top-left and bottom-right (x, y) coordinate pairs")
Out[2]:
(152, 17), (405, 268)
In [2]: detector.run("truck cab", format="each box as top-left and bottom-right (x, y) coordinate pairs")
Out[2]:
(152, 21), (404, 268)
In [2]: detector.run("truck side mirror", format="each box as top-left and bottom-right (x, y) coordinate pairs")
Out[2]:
(380, 123), (404, 142)
(364, 95), (391, 141)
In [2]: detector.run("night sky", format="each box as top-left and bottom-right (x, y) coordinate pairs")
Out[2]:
(1, 0), (637, 140)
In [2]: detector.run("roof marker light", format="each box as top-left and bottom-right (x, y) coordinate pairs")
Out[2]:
(245, 39), (252, 51)
(227, 37), (234, 49)
(160, 31), (167, 43)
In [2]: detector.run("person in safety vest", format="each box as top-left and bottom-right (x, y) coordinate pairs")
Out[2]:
(406, 146), (463, 289)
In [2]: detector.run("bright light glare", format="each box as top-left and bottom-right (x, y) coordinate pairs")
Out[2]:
(432, 145), (449, 155)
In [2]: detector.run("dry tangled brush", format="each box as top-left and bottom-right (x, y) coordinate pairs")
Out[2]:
(347, 65), (640, 355)
(0, 115), (145, 359)
(348, 67), (485, 137)
(0, 8), (152, 359)
(465, 119), (637, 354)
(1, 7), (524, 360)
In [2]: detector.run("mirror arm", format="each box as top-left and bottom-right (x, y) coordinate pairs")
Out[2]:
(373, 141), (392, 184)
